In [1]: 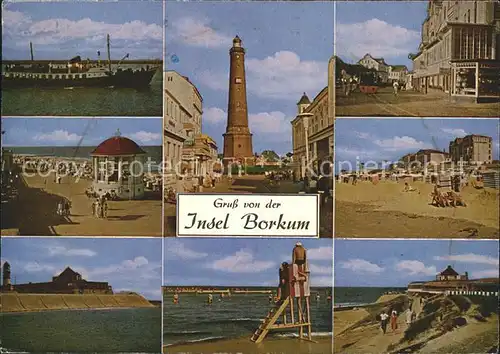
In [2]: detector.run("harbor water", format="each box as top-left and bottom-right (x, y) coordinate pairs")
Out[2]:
(1, 72), (162, 117)
(1, 307), (161, 352)
(163, 290), (333, 347)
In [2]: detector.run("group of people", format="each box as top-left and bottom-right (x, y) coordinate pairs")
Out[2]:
(92, 196), (108, 219)
(298, 175), (332, 204)
(379, 308), (416, 334)
(276, 242), (309, 303)
(56, 198), (72, 217)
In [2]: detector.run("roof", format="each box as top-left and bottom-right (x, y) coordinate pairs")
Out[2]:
(439, 265), (460, 276)
(417, 149), (448, 155)
(58, 267), (81, 278)
(91, 135), (146, 156)
(391, 65), (408, 71)
(297, 92), (311, 105)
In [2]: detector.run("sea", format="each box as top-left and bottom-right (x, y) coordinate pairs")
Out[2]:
(1, 72), (162, 117)
(334, 287), (407, 307)
(0, 308), (161, 352)
(163, 289), (333, 347)
(8, 145), (163, 172)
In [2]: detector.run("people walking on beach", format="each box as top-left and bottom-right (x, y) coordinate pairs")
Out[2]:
(316, 293), (321, 302)
(391, 310), (398, 332)
(380, 312), (389, 334)
(173, 293), (179, 304)
(207, 294), (213, 305)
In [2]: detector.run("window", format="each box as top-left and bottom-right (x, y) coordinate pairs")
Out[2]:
(235, 78), (242, 84)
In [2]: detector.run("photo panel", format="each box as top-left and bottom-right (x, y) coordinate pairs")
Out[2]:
(333, 239), (499, 354)
(334, 117), (500, 238)
(1, 117), (163, 237)
(0, 237), (162, 352)
(334, 1), (499, 118)
(163, 1), (335, 237)
(1, 1), (163, 117)
(163, 238), (333, 353)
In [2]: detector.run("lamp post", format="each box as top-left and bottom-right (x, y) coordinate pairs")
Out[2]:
(299, 113), (313, 178)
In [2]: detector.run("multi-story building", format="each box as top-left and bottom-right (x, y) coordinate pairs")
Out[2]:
(358, 53), (390, 83)
(291, 56), (334, 179)
(164, 71), (218, 189)
(449, 134), (493, 165)
(388, 65), (409, 83)
(411, 0), (500, 101)
(401, 149), (449, 169)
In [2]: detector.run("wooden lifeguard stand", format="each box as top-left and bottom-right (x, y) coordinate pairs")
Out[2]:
(250, 248), (314, 343)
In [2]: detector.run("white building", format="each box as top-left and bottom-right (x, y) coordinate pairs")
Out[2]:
(358, 53), (390, 83)
(388, 65), (409, 83)
(164, 71), (203, 187)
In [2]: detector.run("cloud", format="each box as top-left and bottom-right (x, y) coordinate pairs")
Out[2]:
(249, 111), (292, 137)
(470, 269), (499, 279)
(129, 131), (161, 144)
(309, 263), (332, 275)
(168, 240), (209, 260)
(307, 246), (333, 261)
(47, 245), (97, 257)
(336, 19), (420, 59)
(355, 131), (372, 140)
(441, 128), (468, 137)
(206, 249), (275, 273)
(33, 130), (82, 143)
(246, 51), (327, 100)
(434, 254), (499, 267)
(204, 107), (227, 125)
(23, 262), (57, 273)
(199, 51), (327, 101)
(3, 9), (162, 50)
(340, 259), (384, 274)
(311, 275), (332, 287)
(373, 136), (431, 152)
(395, 260), (437, 276)
(170, 17), (232, 48)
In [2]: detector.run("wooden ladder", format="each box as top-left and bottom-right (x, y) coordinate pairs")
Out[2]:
(250, 297), (290, 343)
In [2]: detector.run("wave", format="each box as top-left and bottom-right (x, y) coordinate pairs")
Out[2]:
(164, 336), (226, 347)
(164, 330), (212, 336)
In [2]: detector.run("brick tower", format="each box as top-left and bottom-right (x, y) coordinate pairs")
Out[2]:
(223, 35), (254, 167)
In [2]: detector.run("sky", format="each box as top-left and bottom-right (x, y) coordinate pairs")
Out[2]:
(335, 239), (500, 287)
(165, 2), (334, 155)
(2, 1), (163, 60)
(335, 1), (427, 68)
(335, 118), (500, 172)
(1, 118), (162, 147)
(0, 238), (162, 300)
(164, 238), (333, 288)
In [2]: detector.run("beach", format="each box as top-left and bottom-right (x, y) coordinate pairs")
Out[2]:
(163, 335), (332, 353)
(2, 170), (162, 236)
(334, 291), (499, 353)
(163, 291), (332, 352)
(335, 180), (499, 238)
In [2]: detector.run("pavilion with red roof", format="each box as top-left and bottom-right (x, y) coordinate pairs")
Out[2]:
(90, 129), (146, 199)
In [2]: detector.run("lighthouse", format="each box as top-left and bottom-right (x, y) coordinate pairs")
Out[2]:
(222, 35), (254, 167)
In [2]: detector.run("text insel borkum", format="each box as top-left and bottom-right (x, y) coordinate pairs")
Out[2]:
(183, 198), (311, 231)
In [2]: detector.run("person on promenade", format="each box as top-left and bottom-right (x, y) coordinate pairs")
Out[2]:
(393, 80), (399, 96)
(406, 309), (414, 326)
(380, 312), (389, 334)
(102, 198), (108, 218)
(391, 310), (398, 332)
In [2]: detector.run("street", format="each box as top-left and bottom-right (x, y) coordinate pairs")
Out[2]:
(336, 87), (499, 117)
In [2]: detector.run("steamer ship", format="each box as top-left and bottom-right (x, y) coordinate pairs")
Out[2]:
(2, 35), (160, 88)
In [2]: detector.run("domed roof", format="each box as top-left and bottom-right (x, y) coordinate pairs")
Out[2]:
(91, 135), (146, 156)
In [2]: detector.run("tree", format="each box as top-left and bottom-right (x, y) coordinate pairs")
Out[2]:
(260, 150), (279, 162)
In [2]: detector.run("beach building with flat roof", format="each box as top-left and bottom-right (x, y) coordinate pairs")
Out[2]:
(1, 264), (112, 294)
(90, 131), (146, 200)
